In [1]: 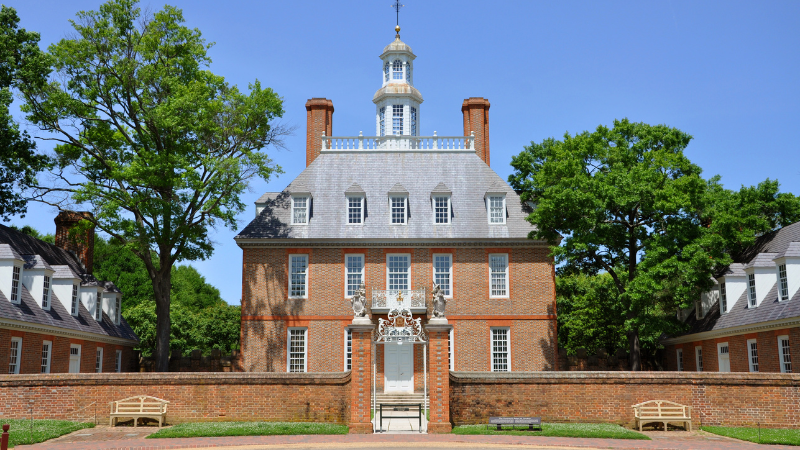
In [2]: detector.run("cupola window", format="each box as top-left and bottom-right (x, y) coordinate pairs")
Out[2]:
(405, 62), (412, 83)
(379, 107), (386, 136)
(384, 62), (390, 82)
(392, 59), (403, 80)
(392, 105), (403, 135)
(410, 107), (417, 136)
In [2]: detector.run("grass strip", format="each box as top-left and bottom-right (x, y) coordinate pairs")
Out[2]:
(147, 421), (348, 438)
(702, 426), (800, 446)
(452, 422), (650, 440)
(0, 419), (94, 448)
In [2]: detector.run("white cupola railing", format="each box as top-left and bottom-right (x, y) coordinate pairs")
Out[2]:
(321, 132), (475, 153)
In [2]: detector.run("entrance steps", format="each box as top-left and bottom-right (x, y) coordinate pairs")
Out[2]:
(375, 392), (429, 409)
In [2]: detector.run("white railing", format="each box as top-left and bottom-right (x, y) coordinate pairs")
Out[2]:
(321, 132), (475, 152)
(371, 288), (426, 310)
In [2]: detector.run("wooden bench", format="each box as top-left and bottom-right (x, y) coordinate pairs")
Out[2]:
(109, 395), (170, 427)
(632, 400), (692, 432)
(488, 416), (542, 431)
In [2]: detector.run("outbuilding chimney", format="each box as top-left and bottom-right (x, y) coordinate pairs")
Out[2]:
(462, 97), (490, 166)
(305, 98), (334, 167)
(54, 211), (95, 273)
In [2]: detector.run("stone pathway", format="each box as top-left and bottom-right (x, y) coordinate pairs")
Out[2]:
(372, 408), (427, 433)
(40, 424), (161, 444)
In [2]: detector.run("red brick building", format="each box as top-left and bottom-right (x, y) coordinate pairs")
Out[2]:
(235, 30), (557, 398)
(663, 222), (799, 373)
(0, 214), (138, 374)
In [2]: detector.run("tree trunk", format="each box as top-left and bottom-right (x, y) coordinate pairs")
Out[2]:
(628, 329), (641, 371)
(152, 264), (173, 372)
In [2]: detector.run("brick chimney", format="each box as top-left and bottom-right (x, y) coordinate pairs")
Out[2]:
(305, 98), (334, 166)
(462, 97), (490, 165)
(54, 211), (95, 273)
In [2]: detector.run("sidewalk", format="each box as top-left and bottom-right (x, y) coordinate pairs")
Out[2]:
(15, 430), (798, 450)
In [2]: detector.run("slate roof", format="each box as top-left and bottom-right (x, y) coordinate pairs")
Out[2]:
(51, 265), (80, 279)
(22, 254), (52, 271)
(0, 225), (84, 274)
(238, 152), (538, 241)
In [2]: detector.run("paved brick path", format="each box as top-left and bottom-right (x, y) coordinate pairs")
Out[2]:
(13, 431), (797, 450)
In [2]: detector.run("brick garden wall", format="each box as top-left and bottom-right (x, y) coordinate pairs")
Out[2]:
(0, 372), (350, 424)
(450, 371), (800, 429)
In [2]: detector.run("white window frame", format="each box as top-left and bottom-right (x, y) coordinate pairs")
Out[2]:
(287, 327), (308, 373)
(717, 342), (730, 372)
(433, 254), (453, 297)
(778, 335), (792, 373)
(720, 282), (727, 314)
(345, 254), (364, 298)
(491, 327), (510, 372)
(69, 344), (81, 373)
(291, 196), (309, 225)
(115, 296), (121, 325)
(747, 339), (759, 372)
(778, 264), (789, 301)
(449, 328), (454, 371)
(487, 195), (506, 224)
(8, 336), (22, 374)
(95, 346), (103, 373)
(70, 283), (79, 316)
(288, 254), (309, 299)
(676, 348), (683, 372)
(392, 59), (403, 80)
(42, 275), (51, 310)
(347, 196), (364, 225)
(386, 253), (411, 291)
(344, 328), (352, 371)
(41, 340), (52, 374)
(10, 265), (21, 304)
(95, 295), (103, 321)
(390, 195), (407, 225)
(379, 106), (386, 136)
(410, 106), (417, 136)
(489, 253), (509, 298)
(695, 346), (703, 372)
(433, 195), (451, 224)
(392, 104), (403, 135)
(115, 349), (123, 373)
(747, 273), (757, 307)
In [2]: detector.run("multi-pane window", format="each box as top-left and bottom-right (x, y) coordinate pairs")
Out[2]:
(288, 328), (307, 373)
(345, 329), (352, 371)
(695, 347), (703, 372)
(115, 296), (121, 324)
(491, 328), (509, 372)
(384, 62), (389, 82)
(748, 339), (759, 372)
(348, 196), (363, 224)
(289, 255), (308, 298)
(778, 264), (789, 301)
(779, 336), (792, 373)
(387, 255), (410, 290)
(95, 296), (102, 320)
(676, 349), (683, 371)
(391, 196), (406, 224)
(346, 255), (364, 297)
(292, 196), (308, 224)
(8, 337), (21, 374)
(42, 275), (51, 309)
(748, 274), (757, 307)
(488, 196), (505, 224)
(434, 196), (450, 224)
(41, 341), (52, 374)
(10, 266), (20, 303)
(433, 254), (452, 296)
(379, 107), (386, 136)
(115, 350), (123, 373)
(392, 59), (403, 79)
(392, 105), (403, 135)
(720, 282), (727, 313)
(490, 254), (509, 297)
(71, 284), (79, 316)
(405, 62), (412, 83)
(95, 347), (103, 373)
(410, 107), (417, 136)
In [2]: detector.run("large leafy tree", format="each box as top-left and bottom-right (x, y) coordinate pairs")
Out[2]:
(0, 6), (50, 221)
(20, 0), (288, 371)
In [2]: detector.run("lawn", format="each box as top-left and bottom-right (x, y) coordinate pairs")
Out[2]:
(702, 426), (800, 446)
(0, 419), (94, 448)
(147, 421), (348, 438)
(452, 422), (650, 440)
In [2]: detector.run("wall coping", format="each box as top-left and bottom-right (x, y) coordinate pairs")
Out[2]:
(0, 371), (352, 387)
(450, 371), (800, 387)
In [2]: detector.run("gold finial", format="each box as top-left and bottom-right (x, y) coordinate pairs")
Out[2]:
(395, 25), (401, 33)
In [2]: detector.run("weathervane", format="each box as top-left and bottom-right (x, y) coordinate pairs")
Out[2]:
(391, 0), (404, 27)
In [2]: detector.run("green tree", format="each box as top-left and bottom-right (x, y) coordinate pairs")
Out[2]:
(0, 6), (50, 221)
(21, 0), (287, 370)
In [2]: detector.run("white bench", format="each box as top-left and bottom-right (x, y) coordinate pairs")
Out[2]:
(632, 400), (692, 432)
(109, 395), (170, 427)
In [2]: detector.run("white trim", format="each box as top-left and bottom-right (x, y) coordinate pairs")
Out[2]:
(42, 275), (51, 311)
(291, 196), (310, 225)
(115, 349), (123, 373)
(41, 340), (52, 374)
(778, 335), (792, 373)
(344, 254), (365, 298)
(70, 283), (80, 317)
(676, 348), (683, 372)
(695, 346), (703, 372)
(716, 342), (730, 372)
(747, 273), (757, 307)
(661, 316), (800, 345)
(95, 346), (104, 373)
(490, 327), (510, 372)
(347, 195), (365, 225)
(10, 265), (21, 304)
(747, 338), (759, 372)
(288, 254), (309, 299)
(344, 328), (352, 371)
(287, 327), (308, 373)
(69, 344), (81, 373)
(432, 253), (453, 298)
(449, 328), (454, 371)
(386, 253), (411, 291)
(8, 336), (22, 374)
(389, 195), (408, 225)
(489, 253), (509, 298)
(0, 319), (138, 346)
(486, 195), (506, 224)
(777, 264), (789, 301)
(432, 194), (451, 225)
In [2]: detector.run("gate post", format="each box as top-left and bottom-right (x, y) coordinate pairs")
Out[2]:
(347, 323), (374, 434)
(425, 323), (453, 433)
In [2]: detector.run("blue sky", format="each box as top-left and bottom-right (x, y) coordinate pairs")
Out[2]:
(7, 0), (800, 304)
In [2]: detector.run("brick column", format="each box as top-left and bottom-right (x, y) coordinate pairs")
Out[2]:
(461, 97), (490, 166)
(305, 98), (334, 167)
(425, 323), (453, 433)
(347, 323), (374, 434)
(54, 211), (95, 273)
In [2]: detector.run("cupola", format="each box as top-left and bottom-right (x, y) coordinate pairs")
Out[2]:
(374, 26), (423, 137)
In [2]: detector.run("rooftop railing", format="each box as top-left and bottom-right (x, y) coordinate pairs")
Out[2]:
(321, 132), (475, 152)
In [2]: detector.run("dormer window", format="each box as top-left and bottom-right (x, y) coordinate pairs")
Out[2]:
(384, 62), (390, 82)
(10, 266), (20, 304)
(748, 273), (757, 307)
(487, 195), (506, 224)
(778, 264), (789, 301)
(292, 196), (309, 224)
(390, 196), (407, 224)
(433, 195), (450, 224)
(42, 275), (51, 310)
(95, 298), (102, 321)
(392, 59), (403, 79)
(71, 284), (79, 316)
(115, 296), (121, 324)
(348, 196), (364, 224)
(720, 282), (727, 313)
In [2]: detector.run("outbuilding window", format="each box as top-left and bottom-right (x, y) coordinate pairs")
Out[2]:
(8, 337), (21, 374)
(676, 349), (683, 371)
(96, 347), (103, 373)
(116, 349), (123, 373)
(748, 339), (759, 372)
(779, 336), (792, 373)
(695, 346), (703, 372)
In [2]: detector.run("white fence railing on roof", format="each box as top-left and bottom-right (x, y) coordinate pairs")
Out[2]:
(321, 132), (475, 152)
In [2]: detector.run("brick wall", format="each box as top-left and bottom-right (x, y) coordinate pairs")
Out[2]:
(0, 372), (350, 424)
(450, 371), (800, 428)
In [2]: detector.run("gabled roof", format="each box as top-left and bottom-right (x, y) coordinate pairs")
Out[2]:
(431, 182), (451, 194)
(0, 225), (84, 274)
(744, 253), (779, 269)
(51, 265), (81, 279)
(388, 183), (409, 195)
(775, 242), (800, 259)
(0, 244), (22, 261)
(345, 183), (366, 195)
(22, 254), (52, 271)
(720, 263), (746, 277)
